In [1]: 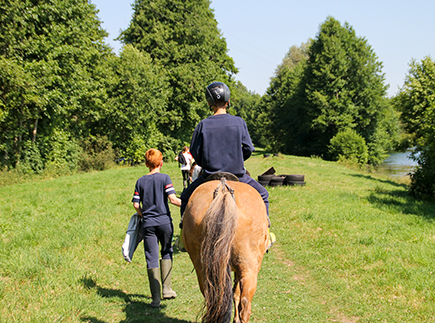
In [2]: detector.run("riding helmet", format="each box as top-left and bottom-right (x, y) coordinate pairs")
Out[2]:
(205, 82), (231, 107)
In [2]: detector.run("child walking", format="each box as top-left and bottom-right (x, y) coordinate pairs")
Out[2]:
(132, 148), (181, 308)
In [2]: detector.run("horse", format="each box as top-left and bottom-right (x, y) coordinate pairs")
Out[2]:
(182, 177), (269, 323)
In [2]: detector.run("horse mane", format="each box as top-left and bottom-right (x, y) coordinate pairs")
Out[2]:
(200, 185), (237, 323)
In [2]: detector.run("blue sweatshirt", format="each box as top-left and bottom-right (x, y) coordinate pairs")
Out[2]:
(132, 173), (176, 227)
(190, 113), (254, 177)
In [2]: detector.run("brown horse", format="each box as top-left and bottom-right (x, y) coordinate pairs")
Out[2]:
(182, 178), (269, 323)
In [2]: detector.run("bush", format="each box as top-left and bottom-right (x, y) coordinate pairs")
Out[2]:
(329, 128), (369, 165)
(42, 129), (82, 175)
(409, 144), (435, 200)
(79, 135), (115, 172)
(0, 167), (31, 186)
(16, 141), (44, 174)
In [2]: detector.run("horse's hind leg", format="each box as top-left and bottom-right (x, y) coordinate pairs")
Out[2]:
(189, 253), (205, 295)
(236, 272), (259, 323)
(233, 272), (242, 323)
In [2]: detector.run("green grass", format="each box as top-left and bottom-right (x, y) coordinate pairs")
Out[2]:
(1, 151), (435, 322)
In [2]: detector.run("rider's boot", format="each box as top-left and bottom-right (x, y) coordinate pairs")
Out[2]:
(174, 229), (186, 252)
(267, 228), (276, 250)
(266, 216), (276, 250)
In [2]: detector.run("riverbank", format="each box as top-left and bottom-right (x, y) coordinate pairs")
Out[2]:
(377, 148), (417, 178)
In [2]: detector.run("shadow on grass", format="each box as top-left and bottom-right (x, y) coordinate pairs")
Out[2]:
(79, 280), (192, 323)
(349, 173), (407, 188)
(350, 174), (435, 221)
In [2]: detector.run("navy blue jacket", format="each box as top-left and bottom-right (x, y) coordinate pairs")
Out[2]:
(190, 113), (254, 177)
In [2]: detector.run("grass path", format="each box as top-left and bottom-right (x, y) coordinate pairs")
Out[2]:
(1, 152), (435, 322)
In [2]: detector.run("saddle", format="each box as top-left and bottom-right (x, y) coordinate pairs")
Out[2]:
(204, 171), (239, 182)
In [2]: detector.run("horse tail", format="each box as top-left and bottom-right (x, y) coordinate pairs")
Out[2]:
(200, 186), (237, 323)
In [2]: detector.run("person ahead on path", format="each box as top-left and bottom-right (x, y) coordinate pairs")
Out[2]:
(132, 148), (181, 308)
(178, 146), (193, 189)
(189, 161), (202, 182)
(177, 82), (275, 249)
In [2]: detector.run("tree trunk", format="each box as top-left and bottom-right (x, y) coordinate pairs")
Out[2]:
(32, 118), (38, 142)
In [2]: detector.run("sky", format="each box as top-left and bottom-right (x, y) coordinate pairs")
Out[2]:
(90, 0), (435, 98)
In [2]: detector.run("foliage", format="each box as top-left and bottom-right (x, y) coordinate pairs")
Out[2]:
(0, 0), (244, 174)
(260, 17), (398, 165)
(43, 128), (82, 174)
(120, 0), (238, 143)
(408, 143), (435, 200)
(260, 41), (310, 152)
(95, 45), (170, 161)
(78, 135), (114, 171)
(328, 128), (368, 165)
(395, 56), (435, 199)
(16, 141), (44, 174)
(229, 81), (263, 145)
(0, 0), (113, 171)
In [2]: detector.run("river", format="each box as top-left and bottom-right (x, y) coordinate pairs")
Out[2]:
(378, 148), (418, 177)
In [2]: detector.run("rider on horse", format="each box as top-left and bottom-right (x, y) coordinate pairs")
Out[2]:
(178, 81), (275, 249)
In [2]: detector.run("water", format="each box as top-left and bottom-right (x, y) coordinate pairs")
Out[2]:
(379, 148), (418, 177)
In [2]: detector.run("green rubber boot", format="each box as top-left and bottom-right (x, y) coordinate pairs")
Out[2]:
(147, 268), (161, 308)
(160, 259), (177, 299)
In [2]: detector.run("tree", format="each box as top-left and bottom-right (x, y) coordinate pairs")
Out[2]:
(305, 17), (391, 164)
(0, 56), (42, 166)
(119, 0), (238, 144)
(229, 81), (263, 145)
(0, 0), (113, 170)
(395, 56), (435, 199)
(261, 41), (310, 152)
(261, 17), (398, 165)
(96, 45), (170, 162)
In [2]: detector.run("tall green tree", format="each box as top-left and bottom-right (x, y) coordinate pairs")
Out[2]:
(394, 56), (435, 199)
(0, 0), (111, 169)
(262, 17), (398, 165)
(96, 45), (170, 162)
(305, 17), (392, 164)
(120, 0), (237, 143)
(229, 81), (262, 145)
(261, 41), (310, 152)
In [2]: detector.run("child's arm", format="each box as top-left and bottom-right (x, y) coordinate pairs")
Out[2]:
(133, 202), (143, 217)
(168, 193), (181, 207)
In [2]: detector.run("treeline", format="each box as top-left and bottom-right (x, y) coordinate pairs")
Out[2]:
(252, 17), (435, 199)
(252, 18), (402, 167)
(1, 1), (434, 199)
(0, 0), (242, 174)
(253, 17), (435, 199)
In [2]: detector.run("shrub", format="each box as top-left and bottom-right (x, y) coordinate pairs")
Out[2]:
(125, 134), (148, 165)
(409, 144), (435, 200)
(16, 141), (44, 174)
(329, 128), (369, 165)
(0, 167), (30, 186)
(43, 129), (81, 175)
(79, 135), (115, 172)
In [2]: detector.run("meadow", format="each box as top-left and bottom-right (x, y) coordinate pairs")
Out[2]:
(1, 151), (435, 322)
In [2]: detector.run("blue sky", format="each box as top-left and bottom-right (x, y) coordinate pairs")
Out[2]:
(90, 0), (435, 97)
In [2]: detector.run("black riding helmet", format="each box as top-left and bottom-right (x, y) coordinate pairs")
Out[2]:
(205, 82), (230, 107)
